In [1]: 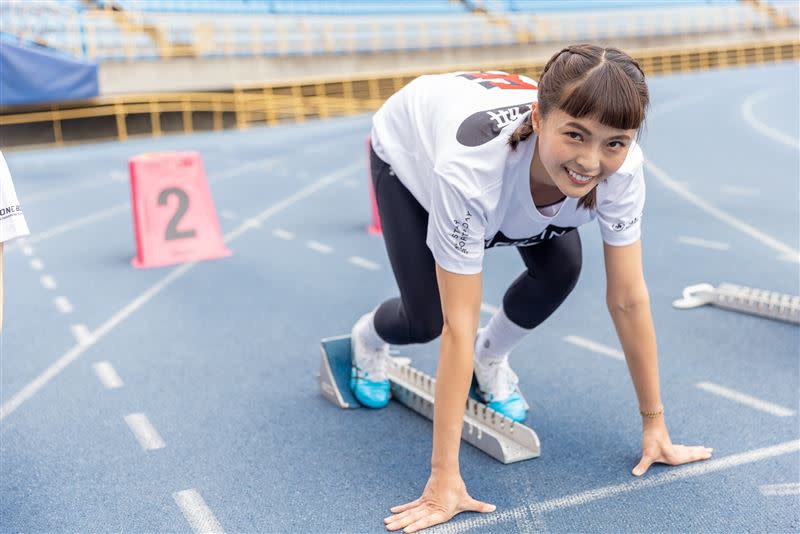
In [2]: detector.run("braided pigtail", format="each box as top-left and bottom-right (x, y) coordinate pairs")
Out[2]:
(508, 113), (534, 150)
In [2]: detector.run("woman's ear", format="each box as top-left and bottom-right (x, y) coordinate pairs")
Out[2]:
(531, 103), (541, 133)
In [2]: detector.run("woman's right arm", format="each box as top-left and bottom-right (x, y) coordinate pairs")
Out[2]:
(384, 263), (495, 533)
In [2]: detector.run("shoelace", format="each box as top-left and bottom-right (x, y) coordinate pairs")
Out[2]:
(480, 359), (519, 398)
(356, 343), (388, 381)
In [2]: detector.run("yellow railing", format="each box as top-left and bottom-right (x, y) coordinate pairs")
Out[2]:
(1, 40), (797, 149)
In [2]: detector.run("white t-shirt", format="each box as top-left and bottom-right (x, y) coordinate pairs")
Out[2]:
(0, 151), (30, 243)
(371, 71), (645, 275)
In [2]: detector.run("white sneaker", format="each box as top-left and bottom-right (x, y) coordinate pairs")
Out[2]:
(473, 355), (519, 402)
(473, 328), (529, 422)
(350, 312), (389, 382)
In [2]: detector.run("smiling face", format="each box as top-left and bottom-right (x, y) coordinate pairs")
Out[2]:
(530, 104), (636, 198)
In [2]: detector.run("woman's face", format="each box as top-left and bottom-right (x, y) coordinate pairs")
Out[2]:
(532, 105), (636, 197)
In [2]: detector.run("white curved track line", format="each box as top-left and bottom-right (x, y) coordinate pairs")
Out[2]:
(741, 88), (800, 151)
(645, 159), (800, 261)
(0, 161), (362, 421)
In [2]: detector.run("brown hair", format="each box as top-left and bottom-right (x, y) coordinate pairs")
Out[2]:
(509, 44), (649, 209)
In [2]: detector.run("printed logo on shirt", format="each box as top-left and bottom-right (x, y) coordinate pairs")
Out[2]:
(484, 225), (575, 249)
(450, 210), (473, 255)
(0, 204), (22, 222)
(610, 213), (642, 232)
(456, 103), (533, 147)
(457, 72), (538, 91)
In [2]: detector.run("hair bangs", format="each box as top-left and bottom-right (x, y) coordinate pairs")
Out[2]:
(557, 62), (644, 130)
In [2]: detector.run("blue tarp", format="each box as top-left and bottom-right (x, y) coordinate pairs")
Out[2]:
(0, 41), (98, 106)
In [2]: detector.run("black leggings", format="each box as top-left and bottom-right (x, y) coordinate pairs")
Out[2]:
(370, 143), (582, 345)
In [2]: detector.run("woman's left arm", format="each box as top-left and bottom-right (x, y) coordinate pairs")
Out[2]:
(604, 240), (713, 476)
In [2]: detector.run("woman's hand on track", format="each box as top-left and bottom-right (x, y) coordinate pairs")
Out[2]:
(633, 420), (713, 476)
(384, 470), (495, 532)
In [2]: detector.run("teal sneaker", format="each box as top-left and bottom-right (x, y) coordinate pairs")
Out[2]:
(473, 356), (529, 422)
(348, 314), (390, 409)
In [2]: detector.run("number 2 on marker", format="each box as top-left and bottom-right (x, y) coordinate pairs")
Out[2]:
(159, 187), (197, 241)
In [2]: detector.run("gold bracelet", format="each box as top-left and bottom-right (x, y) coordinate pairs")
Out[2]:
(640, 406), (664, 418)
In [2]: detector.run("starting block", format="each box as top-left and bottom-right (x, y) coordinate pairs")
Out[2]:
(673, 283), (800, 325)
(318, 335), (541, 464)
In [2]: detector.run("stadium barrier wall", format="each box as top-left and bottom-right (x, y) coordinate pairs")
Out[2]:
(4, 2), (795, 62)
(1, 39), (797, 149)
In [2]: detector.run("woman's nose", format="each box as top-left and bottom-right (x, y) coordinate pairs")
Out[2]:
(574, 148), (601, 175)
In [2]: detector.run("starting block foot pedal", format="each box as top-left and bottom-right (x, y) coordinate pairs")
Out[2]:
(319, 335), (361, 409)
(319, 335), (541, 463)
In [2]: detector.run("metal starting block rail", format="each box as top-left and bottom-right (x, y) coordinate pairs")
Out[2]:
(318, 335), (541, 464)
(673, 283), (800, 325)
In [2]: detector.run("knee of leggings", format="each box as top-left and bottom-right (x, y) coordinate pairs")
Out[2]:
(408, 318), (443, 344)
(547, 251), (582, 295)
(563, 253), (582, 289)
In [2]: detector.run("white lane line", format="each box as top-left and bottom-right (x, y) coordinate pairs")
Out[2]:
(759, 483), (800, 496)
(211, 157), (277, 183)
(677, 236), (730, 251)
(220, 210), (237, 220)
(306, 240), (333, 254)
(0, 161), (362, 421)
(272, 228), (295, 240)
(29, 258), (44, 270)
(742, 88), (800, 151)
(70, 324), (94, 347)
(563, 335), (625, 361)
(779, 252), (800, 263)
(4, 157), (278, 252)
(173, 489), (225, 534)
(696, 381), (795, 417)
(8, 204), (129, 251)
(528, 440), (800, 513)
(721, 185), (760, 197)
(348, 256), (380, 270)
(21, 245), (33, 256)
(22, 174), (125, 203)
(432, 508), (526, 534)
(40, 275), (56, 289)
(645, 159), (800, 260)
(92, 361), (123, 389)
(433, 440), (800, 533)
(480, 302), (500, 315)
(343, 179), (358, 188)
(124, 413), (166, 451)
(54, 296), (73, 314)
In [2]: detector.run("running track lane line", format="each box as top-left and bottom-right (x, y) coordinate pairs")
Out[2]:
(644, 159), (800, 263)
(0, 161), (362, 421)
(173, 489), (225, 534)
(3, 157), (278, 252)
(741, 88), (800, 151)
(7, 128), (369, 253)
(431, 439), (800, 534)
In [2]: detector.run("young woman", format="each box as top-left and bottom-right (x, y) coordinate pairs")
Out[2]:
(0, 149), (31, 331)
(349, 44), (713, 532)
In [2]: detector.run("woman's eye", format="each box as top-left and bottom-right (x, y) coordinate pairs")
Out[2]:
(566, 132), (582, 140)
(608, 141), (625, 148)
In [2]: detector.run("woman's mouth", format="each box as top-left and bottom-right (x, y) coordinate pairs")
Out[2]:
(565, 167), (596, 186)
